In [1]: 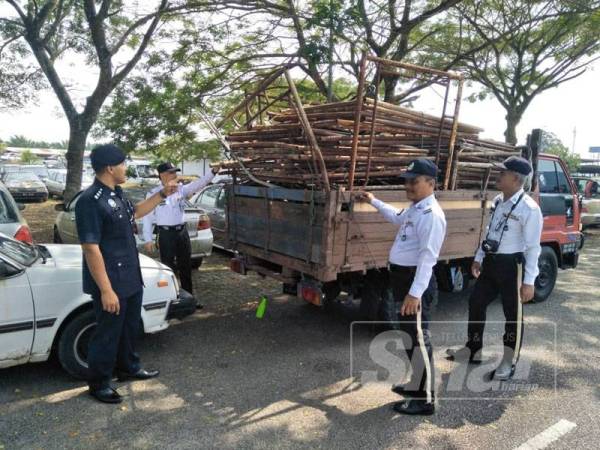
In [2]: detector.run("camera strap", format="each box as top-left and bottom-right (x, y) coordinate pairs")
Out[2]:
(485, 191), (525, 248)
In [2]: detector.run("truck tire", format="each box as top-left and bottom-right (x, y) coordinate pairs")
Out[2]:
(534, 247), (558, 303)
(360, 270), (392, 321)
(578, 233), (585, 251)
(57, 309), (96, 380)
(53, 225), (62, 244)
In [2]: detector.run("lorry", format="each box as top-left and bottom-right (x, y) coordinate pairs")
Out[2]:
(218, 57), (581, 315)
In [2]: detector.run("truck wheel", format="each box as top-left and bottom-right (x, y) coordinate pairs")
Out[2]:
(578, 233), (585, 251)
(53, 225), (63, 244)
(57, 309), (96, 380)
(360, 271), (391, 321)
(534, 247), (558, 303)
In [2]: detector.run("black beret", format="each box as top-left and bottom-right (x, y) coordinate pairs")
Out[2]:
(90, 144), (126, 171)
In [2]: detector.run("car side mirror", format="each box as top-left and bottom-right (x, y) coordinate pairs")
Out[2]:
(17, 203), (26, 211)
(54, 203), (66, 212)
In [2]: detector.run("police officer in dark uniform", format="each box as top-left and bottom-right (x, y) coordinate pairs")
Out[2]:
(75, 144), (178, 404)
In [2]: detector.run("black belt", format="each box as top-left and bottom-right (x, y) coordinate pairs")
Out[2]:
(157, 224), (186, 232)
(484, 252), (524, 262)
(389, 263), (417, 274)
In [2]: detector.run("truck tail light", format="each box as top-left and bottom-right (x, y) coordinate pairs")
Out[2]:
(230, 257), (246, 275)
(14, 225), (33, 244)
(301, 286), (323, 306)
(197, 215), (211, 230)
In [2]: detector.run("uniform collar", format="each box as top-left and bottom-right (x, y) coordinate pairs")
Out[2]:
(412, 193), (435, 210)
(93, 177), (123, 197)
(502, 188), (524, 204)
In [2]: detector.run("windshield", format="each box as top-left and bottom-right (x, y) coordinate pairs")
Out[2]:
(136, 165), (158, 178)
(5, 172), (41, 182)
(25, 167), (49, 177)
(0, 234), (38, 266)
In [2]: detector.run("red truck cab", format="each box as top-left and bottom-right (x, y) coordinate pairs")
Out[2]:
(530, 153), (581, 301)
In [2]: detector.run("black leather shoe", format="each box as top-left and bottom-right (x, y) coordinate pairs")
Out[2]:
(391, 384), (424, 397)
(445, 347), (482, 364)
(89, 387), (122, 404)
(392, 399), (435, 416)
(116, 368), (160, 381)
(196, 303), (204, 310)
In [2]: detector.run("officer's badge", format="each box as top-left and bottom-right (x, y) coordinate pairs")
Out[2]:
(108, 198), (117, 209)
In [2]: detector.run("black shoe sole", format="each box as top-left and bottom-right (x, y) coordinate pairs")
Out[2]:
(392, 403), (435, 416)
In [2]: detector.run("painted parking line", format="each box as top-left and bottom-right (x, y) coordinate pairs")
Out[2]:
(515, 419), (577, 450)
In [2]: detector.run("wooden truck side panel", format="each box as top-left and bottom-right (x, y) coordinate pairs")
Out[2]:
(227, 185), (494, 282)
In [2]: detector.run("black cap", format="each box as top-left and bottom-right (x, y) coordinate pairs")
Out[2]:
(157, 162), (181, 174)
(403, 159), (438, 179)
(90, 144), (126, 171)
(493, 156), (532, 176)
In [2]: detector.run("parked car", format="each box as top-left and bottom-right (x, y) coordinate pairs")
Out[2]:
(45, 169), (95, 198)
(53, 187), (213, 267)
(0, 164), (21, 180)
(2, 171), (48, 202)
(189, 182), (228, 249)
(573, 176), (600, 228)
(0, 233), (197, 379)
(0, 181), (32, 243)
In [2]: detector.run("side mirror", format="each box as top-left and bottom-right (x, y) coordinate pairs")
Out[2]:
(54, 203), (65, 212)
(17, 203), (26, 211)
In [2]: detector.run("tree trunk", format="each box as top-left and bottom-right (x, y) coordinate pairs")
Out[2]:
(64, 120), (88, 203)
(382, 75), (398, 102)
(504, 110), (522, 145)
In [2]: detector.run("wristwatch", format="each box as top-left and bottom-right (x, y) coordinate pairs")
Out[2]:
(159, 189), (167, 199)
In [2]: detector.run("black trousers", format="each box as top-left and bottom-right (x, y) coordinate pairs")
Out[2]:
(466, 253), (524, 365)
(87, 290), (143, 390)
(389, 264), (436, 403)
(158, 228), (193, 294)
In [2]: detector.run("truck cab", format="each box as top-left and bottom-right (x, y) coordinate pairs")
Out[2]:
(532, 153), (581, 301)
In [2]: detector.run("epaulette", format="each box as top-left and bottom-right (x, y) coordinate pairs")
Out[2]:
(93, 188), (103, 200)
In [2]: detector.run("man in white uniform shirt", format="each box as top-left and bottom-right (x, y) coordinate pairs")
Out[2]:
(143, 162), (218, 297)
(447, 156), (543, 381)
(358, 159), (446, 416)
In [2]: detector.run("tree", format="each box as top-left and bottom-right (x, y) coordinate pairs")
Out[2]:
(453, 0), (600, 144)
(19, 148), (40, 164)
(540, 130), (580, 172)
(0, 0), (198, 200)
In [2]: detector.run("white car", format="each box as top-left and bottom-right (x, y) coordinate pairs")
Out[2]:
(0, 233), (197, 379)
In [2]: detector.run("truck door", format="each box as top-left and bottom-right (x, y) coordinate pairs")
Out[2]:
(537, 158), (575, 228)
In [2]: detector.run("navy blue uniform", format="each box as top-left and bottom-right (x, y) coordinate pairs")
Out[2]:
(76, 178), (144, 390)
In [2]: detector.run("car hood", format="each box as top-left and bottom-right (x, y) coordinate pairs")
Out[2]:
(42, 244), (172, 271)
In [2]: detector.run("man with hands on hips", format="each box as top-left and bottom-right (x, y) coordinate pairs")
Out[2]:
(356, 159), (447, 416)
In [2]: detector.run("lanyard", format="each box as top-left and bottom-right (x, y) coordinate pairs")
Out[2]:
(485, 192), (524, 245)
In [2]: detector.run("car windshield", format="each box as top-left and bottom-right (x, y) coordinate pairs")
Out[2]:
(25, 167), (48, 177)
(0, 234), (38, 266)
(136, 165), (158, 178)
(6, 172), (40, 182)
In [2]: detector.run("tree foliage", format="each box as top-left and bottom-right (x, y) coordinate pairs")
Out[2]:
(540, 130), (580, 172)
(19, 148), (40, 164)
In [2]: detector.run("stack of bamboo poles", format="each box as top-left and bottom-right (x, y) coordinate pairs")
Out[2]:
(222, 97), (520, 190)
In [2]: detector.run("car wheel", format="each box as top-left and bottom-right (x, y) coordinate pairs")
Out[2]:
(57, 309), (96, 380)
(533, 247), (558, 303)
(53, 225), (63, 243)
(191, 258), (203, 269)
